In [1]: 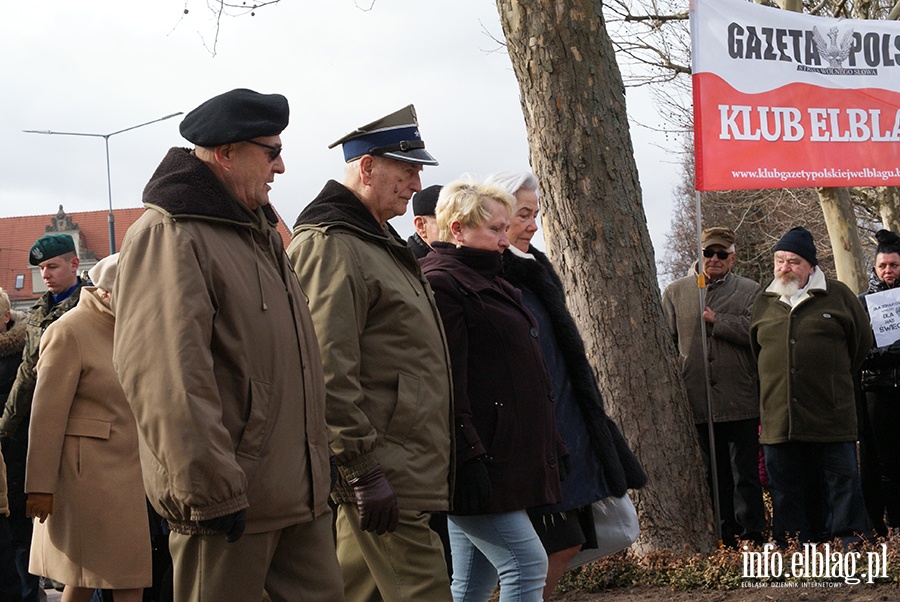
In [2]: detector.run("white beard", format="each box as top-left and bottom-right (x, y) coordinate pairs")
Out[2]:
(770, 276), (800, 298)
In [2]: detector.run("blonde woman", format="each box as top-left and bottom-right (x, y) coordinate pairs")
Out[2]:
(420, 180), (567, 601)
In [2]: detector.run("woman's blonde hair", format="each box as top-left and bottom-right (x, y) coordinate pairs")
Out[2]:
(0, 288), (9, 317)
(435, 179), (516, 242)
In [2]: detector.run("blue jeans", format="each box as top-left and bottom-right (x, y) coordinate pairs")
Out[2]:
(448, 511), (547, 602)
(764, 441), (866, 544)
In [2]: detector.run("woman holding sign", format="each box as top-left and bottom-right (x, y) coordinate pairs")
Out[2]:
(859, 229), (900, 536)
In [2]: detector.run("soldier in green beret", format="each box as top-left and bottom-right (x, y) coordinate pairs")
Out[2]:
(1, 232), (83, 600)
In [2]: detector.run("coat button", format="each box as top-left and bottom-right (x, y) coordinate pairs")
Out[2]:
(530, 327), (539, 338)
(790, 368), (796, 374)
(789, 338), (796, 344)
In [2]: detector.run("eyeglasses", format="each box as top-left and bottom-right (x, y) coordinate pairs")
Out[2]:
(246, 140), (283, 161)
(703, 249), (732, 260)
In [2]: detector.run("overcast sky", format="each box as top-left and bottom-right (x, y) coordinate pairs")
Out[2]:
(1, 0), (680, 256)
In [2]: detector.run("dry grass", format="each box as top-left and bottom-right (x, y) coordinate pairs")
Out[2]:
(556, 533), (900, 593)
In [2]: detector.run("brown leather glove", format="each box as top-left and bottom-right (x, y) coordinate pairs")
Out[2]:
(26, 493), (53, 523)
(348, 466), (399, 535)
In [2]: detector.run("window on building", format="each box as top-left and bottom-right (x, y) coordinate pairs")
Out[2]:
(15, 274), (24, 289)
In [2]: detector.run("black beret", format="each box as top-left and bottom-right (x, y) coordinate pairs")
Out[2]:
(180, 88), (289, 147)
(412, 185), (442, 216)
(29, 234), (75, 266)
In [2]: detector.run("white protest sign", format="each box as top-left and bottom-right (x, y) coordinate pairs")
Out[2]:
(865, 286), (900, 347)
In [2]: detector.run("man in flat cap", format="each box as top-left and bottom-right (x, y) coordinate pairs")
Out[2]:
(408, 184), (442, 259)
(113, 88), (342, 601)
(662, 227), (766, 546)
(0, 233), (83, 601)
(751, 226), (871, 545)
(289, 105), (454, 601)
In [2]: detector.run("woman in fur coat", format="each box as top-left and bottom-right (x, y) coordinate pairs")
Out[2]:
(24, 255), (150, 602)
(486, 172), (648, 597)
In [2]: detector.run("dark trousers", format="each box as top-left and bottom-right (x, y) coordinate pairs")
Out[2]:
(860, 390), (900, 531)
(2, 432), (39, 602)
(695, 419), (767, 542)
(764, 441), (866, 544)
(0, 515), (23, 602)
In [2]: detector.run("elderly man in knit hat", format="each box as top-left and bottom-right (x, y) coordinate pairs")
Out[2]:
(289, 105), (454, 601)
(0, 232), (83, 602)
(113, 88), (342, 601)
(750, 226), (872, 545)
(662, 227), (766, 546)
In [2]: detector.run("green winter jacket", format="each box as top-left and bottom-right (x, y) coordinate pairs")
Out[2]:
(750, 267), (872, 444)
(289, 180), (453, 512)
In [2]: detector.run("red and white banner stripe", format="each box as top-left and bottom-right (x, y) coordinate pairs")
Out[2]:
(690, 0), (900, 191)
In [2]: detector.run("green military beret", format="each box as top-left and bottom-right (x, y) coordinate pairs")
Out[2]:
(29, 234), (75, 266)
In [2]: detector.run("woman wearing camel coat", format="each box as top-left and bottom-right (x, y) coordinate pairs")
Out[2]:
(25, 255), (150, 602)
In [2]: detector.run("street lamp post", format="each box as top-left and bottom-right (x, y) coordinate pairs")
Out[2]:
(24, 112), (183, 255)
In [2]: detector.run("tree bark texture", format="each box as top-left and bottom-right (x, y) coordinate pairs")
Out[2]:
(817, 187), (867, 293)
(496, 0), (715, 553)
(877, 187), (900, 234)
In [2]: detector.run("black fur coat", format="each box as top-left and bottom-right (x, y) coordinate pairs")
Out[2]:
(501, 246), (647, 497)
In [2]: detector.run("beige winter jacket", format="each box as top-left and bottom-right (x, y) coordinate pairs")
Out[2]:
(289, 180), (453, 511)
(26, 289), (151, 588)
(113, 148), (332, 535)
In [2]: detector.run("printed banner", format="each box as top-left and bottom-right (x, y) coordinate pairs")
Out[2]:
(690, 0), (900, 191)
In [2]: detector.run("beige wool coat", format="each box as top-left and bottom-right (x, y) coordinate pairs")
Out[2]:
(25, 289), (151, 589)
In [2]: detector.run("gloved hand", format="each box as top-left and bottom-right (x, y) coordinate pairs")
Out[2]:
(198, 509), (247, 543)
(348, 466), (399, 535)
(559, 455), (571, 482)
(26, 493), (54, 523)
(453, 456), (491, 514)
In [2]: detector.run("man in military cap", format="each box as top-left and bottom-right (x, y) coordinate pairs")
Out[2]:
(662, 227), (766, 545)
(289, 105), (454, 601)
(0, 233), (82, 601)
(113, 88), (342, 601)
(408, 184), (442, 259)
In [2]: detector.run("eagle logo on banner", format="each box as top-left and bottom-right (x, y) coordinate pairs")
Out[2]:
(813, 26), (854, 68)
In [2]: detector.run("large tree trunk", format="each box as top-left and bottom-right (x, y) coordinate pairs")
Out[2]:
(817, 188), (867, 292)
(496, 0), (714, 553)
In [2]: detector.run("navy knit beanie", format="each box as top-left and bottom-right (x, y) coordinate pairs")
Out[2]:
(774, 226), (817, 266)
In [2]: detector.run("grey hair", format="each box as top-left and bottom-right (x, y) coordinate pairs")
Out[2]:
(0, 288), (8, 316)
(484, 171), (539, 198)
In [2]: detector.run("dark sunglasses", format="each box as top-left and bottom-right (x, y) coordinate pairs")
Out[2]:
(246, 140), (283, 161)
(703, 249), (732, 260)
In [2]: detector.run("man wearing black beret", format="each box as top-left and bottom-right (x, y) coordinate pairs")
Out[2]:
(113, 89), (342, 601)
(0, 233), (83, 601)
